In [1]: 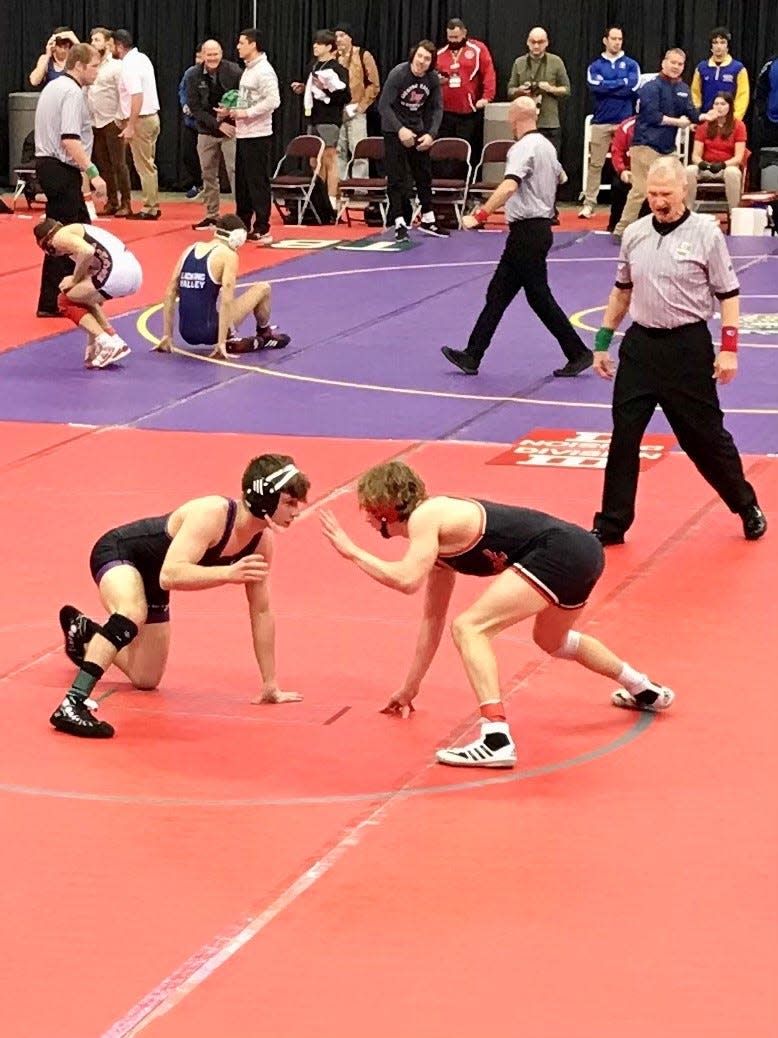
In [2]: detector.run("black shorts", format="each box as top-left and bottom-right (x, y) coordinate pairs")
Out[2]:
(89, 531), (170, 623)
(513, 528), (605, 609)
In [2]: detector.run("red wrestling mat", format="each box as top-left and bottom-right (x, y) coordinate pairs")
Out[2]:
(0, 204), (375, 353)
(0, 425), (775, 1038)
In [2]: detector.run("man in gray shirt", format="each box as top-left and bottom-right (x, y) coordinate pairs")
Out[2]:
(591, 156), (765, 544)
(441, 97), (592, 378)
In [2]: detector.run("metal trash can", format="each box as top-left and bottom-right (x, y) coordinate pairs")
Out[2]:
(8, 92), (39, 183)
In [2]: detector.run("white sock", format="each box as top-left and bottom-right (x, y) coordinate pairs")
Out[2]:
(421, 211), (435, 224)
(329, 195), (338, 209)
(95, 332), (112, 348)
(394, 217), (407, 228)
(481, 720), (511, 736)
(617, 663), (651, 694)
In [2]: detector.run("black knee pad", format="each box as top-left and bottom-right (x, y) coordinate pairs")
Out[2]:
(101, 613), (139, 650)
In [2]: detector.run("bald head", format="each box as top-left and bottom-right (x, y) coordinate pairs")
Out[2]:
(647, 156), (687, 187)
(200, 39), (223, 70)
(509, 96), (538, 136)
(527, 27), (549, 56)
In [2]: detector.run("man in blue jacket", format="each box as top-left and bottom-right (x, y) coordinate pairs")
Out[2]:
(613, 48), (714, 237)
(178, 49), (202, 197)
(580, 26), (640, 218)
(756, 54), (778, 149)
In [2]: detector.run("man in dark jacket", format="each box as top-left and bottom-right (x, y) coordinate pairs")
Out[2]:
(185, 39), (241, 229)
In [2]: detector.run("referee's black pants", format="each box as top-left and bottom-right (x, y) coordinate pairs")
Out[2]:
(36, 157), (90, 313)
(594, 321), (758, 536)
(465, 219), (590, 365)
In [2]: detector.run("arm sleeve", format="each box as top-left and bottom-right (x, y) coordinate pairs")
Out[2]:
(610, 128), (627, 173)
(733, 68), (750, 121)
(615, 243), (632, 288)
(480, 45), (496, 102)
(755, 62), (770, 109)
(505, 145), (532, 182)
(378, 68), (404, 132)
(638, 82), (662, 126)
(60, 92), (86, 139)
(707, 229), (740, 297)
(244, 67), (280, 118)
(691, 68), (702, 109)
(187, 71), (220, 134)
(507, 59), (521, 98)
(426, 74), (443, 137)
(361, 50), (381, 109)
(121, 64), (143, 97)
(555, 59), (571, 97)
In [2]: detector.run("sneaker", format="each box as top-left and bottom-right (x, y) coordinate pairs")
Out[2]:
(90, 335), (131, 369)
(192, 217), (217, 230)
(553, 351), (594, 377)
(578, 205), (594, 219)
(441, 346), (479, 375)
(418, 221), (450, 237)
(395, 224), (409, 243)
(185, 185), (202, 199)
(591, 527), (625, 547)
(612, 682), (674, 712)
(436, 722), (517, 768)
(50, 694), (114, 738)
(740, 504), (767, 541)
(247, 232), (274, 246)
(59, 605), (97, 666)
(126, 209), (161, 221)
(257, 326), (290, 350)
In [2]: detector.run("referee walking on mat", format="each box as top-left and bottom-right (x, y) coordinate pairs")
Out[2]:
(591, 156), (766, 545)
(441, 96), (593, 378)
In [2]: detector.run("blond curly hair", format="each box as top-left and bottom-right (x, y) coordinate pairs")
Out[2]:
(357, 461), (427, 519)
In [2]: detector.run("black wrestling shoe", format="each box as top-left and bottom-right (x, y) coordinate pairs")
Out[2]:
(50, 694), (114, 738)
(553, 351), (594, 377)
(59, 605), (98, 666)
(591, 527), (625, 547)
(418, 221), (450, 237)
(741, 505), (767, 541)
(395, 224), (409, 243)
(441, 346), (479, 374)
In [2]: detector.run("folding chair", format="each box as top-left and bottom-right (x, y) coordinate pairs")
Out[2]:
(580, 114), (613, 202)
(693, 149), (751, 233)
(337, 137), (388, 226)
(270, 135), (325, 225)
(468, 140), (513, 209)
(428, 137), (472, 226)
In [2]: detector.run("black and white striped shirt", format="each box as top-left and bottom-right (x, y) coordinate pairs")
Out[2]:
(616, 211), (739, 328)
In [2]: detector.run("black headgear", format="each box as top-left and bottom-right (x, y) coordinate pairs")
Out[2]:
(244, 463), (299, 518)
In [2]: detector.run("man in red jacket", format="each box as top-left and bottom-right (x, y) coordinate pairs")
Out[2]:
(437, 18), (496, 181)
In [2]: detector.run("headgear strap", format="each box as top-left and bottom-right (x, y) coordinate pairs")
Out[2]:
(215, 226), (248, 251)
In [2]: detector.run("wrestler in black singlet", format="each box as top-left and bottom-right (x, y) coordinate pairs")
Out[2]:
(88, 499), (261, 622)
(436, 499), (605, 609)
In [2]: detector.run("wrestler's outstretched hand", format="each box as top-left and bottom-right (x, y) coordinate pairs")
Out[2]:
(380, 685), (418, 717)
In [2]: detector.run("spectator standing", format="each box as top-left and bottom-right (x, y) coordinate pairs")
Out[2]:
(113, 30), (161, 220)
(87, 28), (133, 217)
(580, 26), (640, 218)
(755, 54), (778, 149)
(613, 48), (713, 238)
(377, 40), (448, 241)
(185, 40), (241, 231)
(691, 28), (749, 121)
(685, 92), (747, 212)
(29, 28), (80, 88)
(216, 29), (280, 247)
(607, 114), (651, 232)
(335, 23), (380, 180)
(179, 49), (203, 198)
(441, 97), (592, 378)
(591, 157), (766, 546)
(507, 27), (570, 156)
(291, 30), (351, 214)
(34, 43), (106, 317)
(437, 18), (496, 175)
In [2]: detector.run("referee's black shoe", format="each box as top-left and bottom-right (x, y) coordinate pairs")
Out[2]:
(740, 505), (767, 541)
(553, 351), (594, 378)
(441, 346), (479, 374)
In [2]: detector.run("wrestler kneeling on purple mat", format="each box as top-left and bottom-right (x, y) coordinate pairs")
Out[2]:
(156, 215), (291, 359)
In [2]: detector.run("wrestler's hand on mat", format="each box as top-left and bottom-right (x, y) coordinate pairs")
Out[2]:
(593, 352), (616, 380)
(713, 350), (738, 385)
(210, 342), (230, 359)
(153, 335), (174, 353)
(228, 553), (269, 583)
(319, 509), (357, 559)
(251, 683), (304, 705)
(380, 686), (418, 717)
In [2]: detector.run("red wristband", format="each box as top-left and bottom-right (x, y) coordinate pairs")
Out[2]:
(473, 207), (489, 225)
(720, 326), (738, 352)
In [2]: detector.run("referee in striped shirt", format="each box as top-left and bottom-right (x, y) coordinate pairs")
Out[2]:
(591, 156), (766, 544)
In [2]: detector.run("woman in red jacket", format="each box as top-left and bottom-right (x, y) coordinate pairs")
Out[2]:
(685, 91), (747, 211)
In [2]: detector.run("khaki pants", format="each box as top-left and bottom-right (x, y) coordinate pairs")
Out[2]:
(337, 113), (368, 180)
(685, 164), (742, 211)
(197, 134), (236, 218)
(614, 144), (660, 235)
(125, 113), (160, 212)
(583, 122), (617, 207)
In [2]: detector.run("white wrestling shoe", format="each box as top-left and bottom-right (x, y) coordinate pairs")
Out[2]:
(611, 682), (674, 712)
(90, 333), (131, 369)
(436, 721), (517, 769)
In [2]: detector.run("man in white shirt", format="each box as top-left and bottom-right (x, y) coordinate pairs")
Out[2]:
(87, 28), (132, 217)
(216, 28), (280, 246)
(113, 29), (161, 219)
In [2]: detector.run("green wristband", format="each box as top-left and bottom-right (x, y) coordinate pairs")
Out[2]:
(594, 327), (614, 352)
(85, 163), (99, 180)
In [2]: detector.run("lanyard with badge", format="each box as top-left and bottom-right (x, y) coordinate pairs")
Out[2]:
(449, 51), (462, 89)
